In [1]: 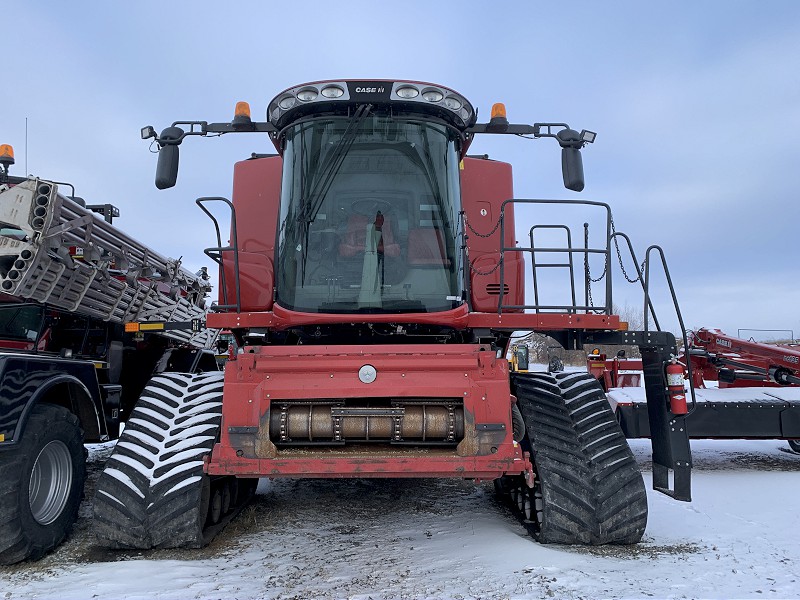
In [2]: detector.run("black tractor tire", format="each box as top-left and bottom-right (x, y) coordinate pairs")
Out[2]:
(93, 371), (252, 550)
(512, 371), (647, 545)
(0, 404), (86, 565)
(788, 439), (800, 453)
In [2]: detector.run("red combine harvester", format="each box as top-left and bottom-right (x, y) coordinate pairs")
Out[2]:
(92, 79), (695, 549)
(591, 328), (800, 451)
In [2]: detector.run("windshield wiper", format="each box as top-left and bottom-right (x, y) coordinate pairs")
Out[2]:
(300, 103), (372, 225)
(298, 104), (372, 284)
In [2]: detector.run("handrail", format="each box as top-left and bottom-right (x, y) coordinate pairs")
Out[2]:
(644, 244), (698, 414)
(496, 198), (613, 315)
(609, 231), (661, 331)
(196, 197), (242, 313)
(529, 225), (577, 313)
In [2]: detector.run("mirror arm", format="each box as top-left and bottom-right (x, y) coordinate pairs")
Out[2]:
(466, 122), (595, 147)
(151, 121), (276, 146)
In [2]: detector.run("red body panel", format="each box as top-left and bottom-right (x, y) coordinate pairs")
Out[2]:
(206, 343), (530, 478)
(207, 307), (619, 331)
(221, 156), (282, 312)
(587, 355), (644, 391)
(460, 157), (524, 312)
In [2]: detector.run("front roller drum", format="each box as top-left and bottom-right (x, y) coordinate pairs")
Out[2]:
(270, 400), (464, 445)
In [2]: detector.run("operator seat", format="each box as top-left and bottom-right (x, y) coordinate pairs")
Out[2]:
(407, 227), (450, 266)
(338, 212), (400, 258)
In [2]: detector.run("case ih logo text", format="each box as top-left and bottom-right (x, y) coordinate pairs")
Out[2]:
(355, 87), (385, 93)
(716, 338), (732, 348)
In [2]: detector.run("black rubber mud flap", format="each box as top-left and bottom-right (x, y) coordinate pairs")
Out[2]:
(509, 371), (647, 545)
(93, 372), (256, 549)
(640, 346), (692, 501)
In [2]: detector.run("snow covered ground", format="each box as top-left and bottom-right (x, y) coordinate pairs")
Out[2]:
(1, 439), (798, 600)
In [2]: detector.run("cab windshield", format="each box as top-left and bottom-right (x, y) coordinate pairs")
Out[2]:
(276, 114), (463, 313)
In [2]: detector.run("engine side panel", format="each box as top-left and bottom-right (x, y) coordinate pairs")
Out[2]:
(221, 156), (282, 312)
(460, 157), (524, 312)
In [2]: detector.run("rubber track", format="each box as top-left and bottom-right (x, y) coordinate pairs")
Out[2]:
(513, 371), (647, 544)
(93, 372), (225, 549)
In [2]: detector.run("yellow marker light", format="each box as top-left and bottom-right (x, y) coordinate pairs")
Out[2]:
(490, 103), (507, 120)
(0, 144), (14, 159)
(0, 433), (5, 442)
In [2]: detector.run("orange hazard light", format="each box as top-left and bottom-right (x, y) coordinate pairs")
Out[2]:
(235, 101), (251, 119)
(490, 103), (507, 120)
(0, 144), (14, 159)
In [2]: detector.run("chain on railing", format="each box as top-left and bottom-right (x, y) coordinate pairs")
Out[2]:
(463, 213), (504, 276)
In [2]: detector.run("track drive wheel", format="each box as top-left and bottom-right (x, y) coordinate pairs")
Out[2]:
(511, 371), (647, 545)
(0, 404), (86, 565)
(93, 372), (257, 550)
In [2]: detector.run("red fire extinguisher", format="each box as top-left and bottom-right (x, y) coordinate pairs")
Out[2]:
(665, 359), (687, 415)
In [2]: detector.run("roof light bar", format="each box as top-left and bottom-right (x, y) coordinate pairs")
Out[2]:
(267, 80), (476, 129)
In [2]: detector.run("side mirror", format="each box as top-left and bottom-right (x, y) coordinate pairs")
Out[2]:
(561, 147), (585, 192)
(557, 128), (586, 192)
(155, 126), (184, 190)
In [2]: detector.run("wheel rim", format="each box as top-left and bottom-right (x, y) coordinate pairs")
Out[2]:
(522, 488), (533, 521)
(516, 486), (526, 512)
(532, 483), (544, 533)
(209, 489), (222, 525)
(29, 440), (73, 525)
(221, 482), (232, 515)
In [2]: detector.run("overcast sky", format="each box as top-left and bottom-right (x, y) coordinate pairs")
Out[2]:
(3, 1), (799, 340)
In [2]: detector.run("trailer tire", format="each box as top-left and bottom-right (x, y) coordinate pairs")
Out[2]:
(93, 371), (233, 549)
(0, 404), (86, 565)
(513, 371), (647, 545)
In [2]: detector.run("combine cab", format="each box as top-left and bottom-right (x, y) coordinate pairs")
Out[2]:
(92, 80), (695, 550)
(0, 146), (218, 564)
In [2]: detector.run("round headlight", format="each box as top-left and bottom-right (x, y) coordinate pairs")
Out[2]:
(422, 89), (444, 102)
(278, 95), (296, 110)
(443, 96), (462, 110)
(396, 86), (419, 99)
(321, 85), (344, 98)
(297, 88), (319, 102)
